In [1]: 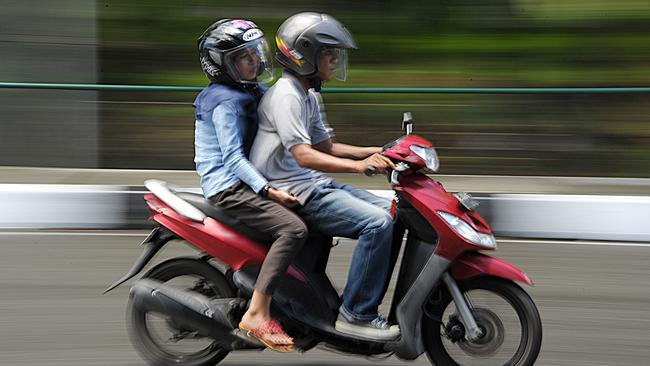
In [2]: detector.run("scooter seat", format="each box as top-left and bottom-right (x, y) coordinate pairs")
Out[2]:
(176, 192), (271, 244)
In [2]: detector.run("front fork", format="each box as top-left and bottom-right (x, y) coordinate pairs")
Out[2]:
(442, 272), (484, 341)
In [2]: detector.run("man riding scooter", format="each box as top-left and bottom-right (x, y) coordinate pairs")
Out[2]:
(107, 12), (542, 366)
(249, 12), (399, 340)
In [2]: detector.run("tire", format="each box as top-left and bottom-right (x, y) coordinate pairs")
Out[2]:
(126, 257), (235, 366)
(422, 276), (542, 366)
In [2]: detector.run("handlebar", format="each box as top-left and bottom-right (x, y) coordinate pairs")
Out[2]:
(365, 162), (411, 186)
(364, 166), (378, 176)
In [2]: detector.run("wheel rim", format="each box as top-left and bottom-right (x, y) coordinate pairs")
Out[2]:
(439, 289), (526, 366)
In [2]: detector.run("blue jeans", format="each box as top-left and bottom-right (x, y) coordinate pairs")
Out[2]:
(299, 181), (394, 321)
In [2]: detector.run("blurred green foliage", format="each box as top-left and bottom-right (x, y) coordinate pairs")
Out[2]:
(96, 0), (650, 177)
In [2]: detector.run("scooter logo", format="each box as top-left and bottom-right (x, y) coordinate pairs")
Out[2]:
(276, 36), (303, 66)
(242, 28), (263, 42)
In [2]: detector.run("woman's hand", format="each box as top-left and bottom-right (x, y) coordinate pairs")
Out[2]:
(267, 188), (300, 208)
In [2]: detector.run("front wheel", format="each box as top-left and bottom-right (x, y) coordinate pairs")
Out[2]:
(126, 258), (234, 366)
(422, 277), (542, 366)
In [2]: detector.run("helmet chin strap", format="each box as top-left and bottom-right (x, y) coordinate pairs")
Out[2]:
(284, 68), (323, 92)
(307, 76), (322, 92)
(240, 83), (260, 92)
(308, 62), (324, 91)
(227, 80), (260, 93)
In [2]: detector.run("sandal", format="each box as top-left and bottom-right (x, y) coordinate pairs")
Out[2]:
(238, 319), (294, 353)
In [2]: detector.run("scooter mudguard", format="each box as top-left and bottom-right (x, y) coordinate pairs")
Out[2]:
(451, 252), (534, 286)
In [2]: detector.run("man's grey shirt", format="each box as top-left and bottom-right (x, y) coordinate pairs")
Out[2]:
(249, 72), (333, 205)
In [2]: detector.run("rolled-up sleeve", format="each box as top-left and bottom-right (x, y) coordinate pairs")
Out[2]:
(212, 101), (268, 194)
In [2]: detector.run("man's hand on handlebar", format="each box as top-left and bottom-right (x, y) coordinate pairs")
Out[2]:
(356, 153), (396, 175)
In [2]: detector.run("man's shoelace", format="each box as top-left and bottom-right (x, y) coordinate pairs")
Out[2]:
(370, 316), (390, 329)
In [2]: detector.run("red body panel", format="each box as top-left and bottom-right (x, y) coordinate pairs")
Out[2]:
(147, 194), (266, 270)
(384, 135), (431, 168)
(145, 194), (306, 282)
(385, 134), (532, 286)
(395, 174), (493, 260)
(451, 252), (534, 286)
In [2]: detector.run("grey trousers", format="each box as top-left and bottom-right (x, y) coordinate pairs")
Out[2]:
(209, 182), (308, 294)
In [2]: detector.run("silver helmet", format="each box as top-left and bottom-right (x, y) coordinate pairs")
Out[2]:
(275, 12), (357, 81)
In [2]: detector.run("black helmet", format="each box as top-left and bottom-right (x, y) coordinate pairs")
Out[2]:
(275, 12), (357, 81)
(198, 19), (274, 84)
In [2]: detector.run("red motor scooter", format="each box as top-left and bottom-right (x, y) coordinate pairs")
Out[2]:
(106, 112), (542, 366)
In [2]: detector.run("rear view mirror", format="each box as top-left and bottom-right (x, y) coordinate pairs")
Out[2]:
(402, 112), (413, 135)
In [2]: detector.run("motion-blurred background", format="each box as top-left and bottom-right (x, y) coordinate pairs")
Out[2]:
(1, 3), (649, 366)
(1, 0), (648, 177)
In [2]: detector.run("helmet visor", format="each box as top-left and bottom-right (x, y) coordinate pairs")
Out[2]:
(223, 38), (274, 84)
(320, 47), (349, 82)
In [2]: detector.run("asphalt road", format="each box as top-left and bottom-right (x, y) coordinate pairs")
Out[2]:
(1, 231), (649, 366)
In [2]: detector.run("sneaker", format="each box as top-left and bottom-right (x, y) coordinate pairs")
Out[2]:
(335, 313), (400, 340)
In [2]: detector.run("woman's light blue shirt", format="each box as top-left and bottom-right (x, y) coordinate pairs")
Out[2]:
(194, 99), (268, 199)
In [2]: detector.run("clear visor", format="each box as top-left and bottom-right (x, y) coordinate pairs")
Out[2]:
(320, 47), (349, 82)
(222, 38), (274, 84)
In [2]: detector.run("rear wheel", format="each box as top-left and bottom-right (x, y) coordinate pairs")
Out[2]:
(422, 277), (542, 366)
(126, 258), (234, 366)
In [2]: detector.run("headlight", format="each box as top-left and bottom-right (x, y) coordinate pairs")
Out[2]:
(437, 211), (497, 249)
(410, 145), (439, 172)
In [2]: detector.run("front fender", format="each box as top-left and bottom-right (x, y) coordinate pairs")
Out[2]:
(451, 252), (534, 286)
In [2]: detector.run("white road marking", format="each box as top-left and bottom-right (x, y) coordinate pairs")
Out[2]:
(497, 238), (650, 247)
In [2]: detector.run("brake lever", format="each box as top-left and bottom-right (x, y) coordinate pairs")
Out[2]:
(390, 170), (399, 185)
(390, 162), (410, 185)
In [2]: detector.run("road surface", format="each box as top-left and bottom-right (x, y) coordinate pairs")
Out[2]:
(1, 231), (648, 365)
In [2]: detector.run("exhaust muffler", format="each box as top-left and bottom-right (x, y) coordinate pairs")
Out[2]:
(130, 279), (263, 349)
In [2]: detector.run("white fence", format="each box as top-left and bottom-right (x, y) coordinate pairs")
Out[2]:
(1, 185), (648, 242)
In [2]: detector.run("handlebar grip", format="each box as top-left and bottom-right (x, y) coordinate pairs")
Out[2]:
(364, 166), (378, 176)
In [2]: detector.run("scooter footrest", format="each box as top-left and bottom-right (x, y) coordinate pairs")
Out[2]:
(231, 328), (266, 349)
